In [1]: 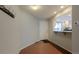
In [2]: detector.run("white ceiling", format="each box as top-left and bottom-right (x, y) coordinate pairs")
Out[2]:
(19, 5), (67, 20)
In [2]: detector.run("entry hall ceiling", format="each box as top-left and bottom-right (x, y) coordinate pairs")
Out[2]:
(19, 5), (69, 20)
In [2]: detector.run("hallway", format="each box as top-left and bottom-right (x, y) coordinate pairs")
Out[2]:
(0, 5), (72, 54)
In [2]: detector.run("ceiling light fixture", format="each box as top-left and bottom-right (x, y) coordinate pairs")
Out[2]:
(30, 5), (40, 10)
(54, 11), (57, 14)
(60, 6), (64, 9)
(68, 14), (71, 16)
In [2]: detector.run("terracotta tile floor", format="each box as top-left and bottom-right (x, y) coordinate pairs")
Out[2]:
(19, 41), (62, 54)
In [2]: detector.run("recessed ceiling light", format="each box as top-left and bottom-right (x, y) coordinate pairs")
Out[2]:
(60, 6), (64, 9)
(54, 11), (57, 14)
(68, 14), (71, 16)
(30, 5), (40, 10)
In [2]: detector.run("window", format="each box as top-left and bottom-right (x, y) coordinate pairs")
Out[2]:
(54, 22), (62, 32)
(53, 13), (72, 32)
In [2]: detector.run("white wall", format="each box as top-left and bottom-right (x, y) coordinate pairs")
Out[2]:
(48, 7), (72, 52)
(72, 6), (79, 53)
(0, 6), (40, 53)
(39, 20), (49, 40)
(0, 6), (20, 53)
(19, 9), (40, 49)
